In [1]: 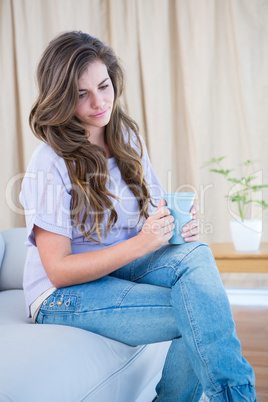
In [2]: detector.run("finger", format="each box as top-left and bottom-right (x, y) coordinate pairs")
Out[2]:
(191, 205), (199, 220)
(157, 199), (167, 210)
(181, 227), (200, 240)
(150, 220), (174, 237)
(163, 221), (175, 234)
(190, 205), (199, 216)
(182, 219), (200, 232)
(150, 215), (174, 231)
(159, 215), (174, 228)
(163, 229), (174, 243)
(152, 205), (170, 219)
(184, 234), (199, 242)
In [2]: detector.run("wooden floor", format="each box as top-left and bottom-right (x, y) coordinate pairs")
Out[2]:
(231, 306), (268, 401)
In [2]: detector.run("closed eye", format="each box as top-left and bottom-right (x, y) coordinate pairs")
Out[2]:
(78, 92), (87, 99)
(99, 84), (109, 90)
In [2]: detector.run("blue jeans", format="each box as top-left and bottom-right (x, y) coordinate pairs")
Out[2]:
(36, 242), (256, 401)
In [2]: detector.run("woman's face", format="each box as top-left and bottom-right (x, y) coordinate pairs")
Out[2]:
(75, 60), (115, 139)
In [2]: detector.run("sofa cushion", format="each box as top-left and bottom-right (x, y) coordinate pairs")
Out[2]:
(0, 289), (170, 402)
(0, 233), (5, 272)
(0, 228), (27, 291)
(0, 290), (31, 324)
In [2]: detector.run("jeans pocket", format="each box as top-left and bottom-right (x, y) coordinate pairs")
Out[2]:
(40, 293), (78, 315)
(36, 311), (44, 324)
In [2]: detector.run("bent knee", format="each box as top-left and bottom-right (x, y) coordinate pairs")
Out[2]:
(181, 242), (218, 270)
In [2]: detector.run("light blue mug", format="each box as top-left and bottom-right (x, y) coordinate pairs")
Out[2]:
(164, 192), (195, 244)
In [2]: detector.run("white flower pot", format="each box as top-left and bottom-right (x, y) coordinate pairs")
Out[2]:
(229, 219), (262, 251)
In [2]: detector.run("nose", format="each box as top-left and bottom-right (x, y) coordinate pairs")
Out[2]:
(91, 92), (104, 109)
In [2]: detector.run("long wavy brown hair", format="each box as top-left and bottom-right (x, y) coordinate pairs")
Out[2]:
(29, 31), (153, 242)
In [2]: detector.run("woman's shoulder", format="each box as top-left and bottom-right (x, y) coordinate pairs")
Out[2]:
(27, 142), (67, 173)
(22, 142), (71, 195)
(30, 141), (59, 161)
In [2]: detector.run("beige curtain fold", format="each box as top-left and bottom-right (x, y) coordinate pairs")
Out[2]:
(1, 0), (268, 249)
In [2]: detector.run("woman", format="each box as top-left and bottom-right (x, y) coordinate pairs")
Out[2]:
(20, 31), (256, 401)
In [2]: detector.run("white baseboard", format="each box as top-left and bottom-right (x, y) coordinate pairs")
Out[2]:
(226, 287), (268, 306)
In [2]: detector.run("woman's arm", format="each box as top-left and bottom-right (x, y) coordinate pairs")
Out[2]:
(34, 200), (174, 288)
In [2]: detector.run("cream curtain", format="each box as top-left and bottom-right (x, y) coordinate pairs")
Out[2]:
(1, 0), (268, 250)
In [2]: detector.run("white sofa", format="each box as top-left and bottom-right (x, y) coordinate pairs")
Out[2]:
(0, 228), (171, 402)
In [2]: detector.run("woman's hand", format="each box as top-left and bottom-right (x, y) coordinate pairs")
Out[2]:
(181, 205), (200, 242)
(138, 199), (175, 253)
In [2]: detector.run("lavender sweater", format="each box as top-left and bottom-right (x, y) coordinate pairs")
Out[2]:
(20, 134), (164, 316)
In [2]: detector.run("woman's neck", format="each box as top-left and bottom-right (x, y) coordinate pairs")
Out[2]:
(86, 127), (113, 158)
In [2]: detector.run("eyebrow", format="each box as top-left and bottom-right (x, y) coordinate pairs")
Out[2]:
(78, 77), (110, 92)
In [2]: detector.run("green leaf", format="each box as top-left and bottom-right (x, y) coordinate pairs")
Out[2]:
(230, 195), (245, 202)
(244, 200), (254, 205)
(251, 185), (268, 191)
(240, 159), (259, 167)
(255, 200), (268, 208)
(217, 156), (227, 162)
(209, 168), (233, 176)
(241, 160), (253, 167)
(200, 156), (227, 169)
(247, 175), (258, 182)
(227, 178), (241, 184)
(209, 169), (225, 175)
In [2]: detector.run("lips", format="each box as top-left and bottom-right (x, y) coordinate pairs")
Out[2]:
(91, 109), (108, 118)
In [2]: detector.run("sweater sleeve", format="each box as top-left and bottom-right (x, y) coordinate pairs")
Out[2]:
(19, 143), (73, 247)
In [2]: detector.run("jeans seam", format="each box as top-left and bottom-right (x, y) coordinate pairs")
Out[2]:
(191, 380), (201, 402)
(36, 311), (44, 324)
(130, 259), (136, 280)
(179, 278), (220, 393)
(133, 264), (177, 282)
(173, 243), (209, 274)
(133, 244), (208, 284)
(211, 384), (256, 401)
(176, 243), (220, 393)
(114, 283), (137, 307)
(133, 251), (156, 281)
(73, 305), (172, 316)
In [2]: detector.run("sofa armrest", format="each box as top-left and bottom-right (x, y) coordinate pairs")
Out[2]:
(0, 228), (27, 291)
(0, 233), (5, 272)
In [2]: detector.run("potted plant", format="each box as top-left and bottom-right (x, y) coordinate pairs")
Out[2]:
(201, 157), (268, 251)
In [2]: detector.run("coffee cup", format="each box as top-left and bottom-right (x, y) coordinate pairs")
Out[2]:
(164, 192), (195, 244)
